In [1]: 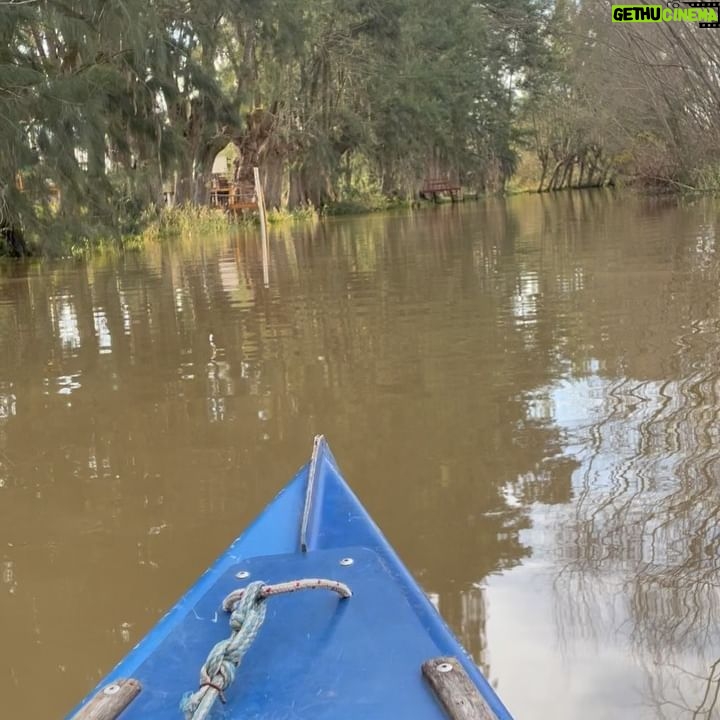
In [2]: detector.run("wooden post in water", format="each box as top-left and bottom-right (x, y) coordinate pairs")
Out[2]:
(253, 166), (270, 287)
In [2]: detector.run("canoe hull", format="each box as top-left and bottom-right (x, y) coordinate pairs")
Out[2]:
(66, 438), (513, 719)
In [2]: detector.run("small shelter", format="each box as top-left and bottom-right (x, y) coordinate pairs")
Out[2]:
(209, 146), (258, 212)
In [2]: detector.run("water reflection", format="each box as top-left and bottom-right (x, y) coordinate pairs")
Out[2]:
(0, 384), (16, 421)
(51, 294), (81, 352)
(55, 373), (82, 396)
(549, 367), (720, 718)
(0, 193), (719, 717)
(207, 333), (234, 423)
(511, 270), (540, 328)
(491, 204), (720, 717)
(93, 309), (112, 354)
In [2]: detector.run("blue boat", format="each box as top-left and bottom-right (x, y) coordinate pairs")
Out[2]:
(66, 436), (514, 720)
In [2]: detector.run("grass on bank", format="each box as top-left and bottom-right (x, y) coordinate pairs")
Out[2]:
(3, 194), (417, 259)
(123, 192), (416, 247)
(141, 160), (720, 251)
(123, 204), (316, 246)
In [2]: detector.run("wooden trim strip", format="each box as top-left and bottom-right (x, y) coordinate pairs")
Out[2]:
(70, 678), (141, 720)
(422, 657), (497, 720)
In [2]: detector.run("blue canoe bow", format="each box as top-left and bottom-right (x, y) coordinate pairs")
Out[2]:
(66, 436), (514, 720)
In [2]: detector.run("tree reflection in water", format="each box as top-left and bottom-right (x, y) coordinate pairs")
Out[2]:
(554, 365), (720, 717)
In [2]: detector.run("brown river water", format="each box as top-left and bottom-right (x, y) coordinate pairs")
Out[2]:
(2, 191), (720, 719)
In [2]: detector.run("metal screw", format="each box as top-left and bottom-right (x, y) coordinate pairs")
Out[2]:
(236, 570), (250, 579)
(104, 684), (121, 695)
(437, 662), (454, 673)
(339, 557), (354, 566)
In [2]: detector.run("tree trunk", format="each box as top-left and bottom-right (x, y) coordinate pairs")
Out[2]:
(263, 156), (286, 210)
(566, 161), (575, 189)
(538, 152), (549, 192)
(344, 153), (353, 194)
(538, 159), (548, 193)
(288, 167), (306, 208)
(548, 162), (562, 191)
(2, 224), (29, 257)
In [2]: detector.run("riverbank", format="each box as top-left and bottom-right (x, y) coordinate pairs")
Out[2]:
(0, 196), (438, 258)
(5, 180), (718, 259)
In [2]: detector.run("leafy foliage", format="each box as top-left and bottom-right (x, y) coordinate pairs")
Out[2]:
(522, 0), (720, 192)
(1, 0), (550, 253)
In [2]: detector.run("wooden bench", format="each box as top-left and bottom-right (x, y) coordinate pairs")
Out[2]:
(420, 178), (462, 202)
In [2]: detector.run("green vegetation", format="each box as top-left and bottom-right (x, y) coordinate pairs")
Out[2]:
(133, 207), (236, 243)
(2, 0), (719, 255)
(519, 0), (720, 194)
(0, 0), (548, 255)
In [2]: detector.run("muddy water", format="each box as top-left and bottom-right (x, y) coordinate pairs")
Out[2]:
(2, 192), (720, 719)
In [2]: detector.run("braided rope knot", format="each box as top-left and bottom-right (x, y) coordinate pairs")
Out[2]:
(181, 580), (266, 719)
(181, 577), (351, 720)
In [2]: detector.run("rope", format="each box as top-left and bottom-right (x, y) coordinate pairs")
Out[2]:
(181, 578), (352, 720)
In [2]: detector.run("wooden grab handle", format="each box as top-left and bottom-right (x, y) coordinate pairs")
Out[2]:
(422, 657), (497, 720)
(70, 678), (141, 720)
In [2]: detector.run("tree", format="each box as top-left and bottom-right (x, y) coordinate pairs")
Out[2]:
(0, 0), (559, 252)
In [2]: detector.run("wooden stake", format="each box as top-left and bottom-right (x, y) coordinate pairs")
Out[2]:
(70, 679), (141, 720)
(253, 166), (270, 286)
